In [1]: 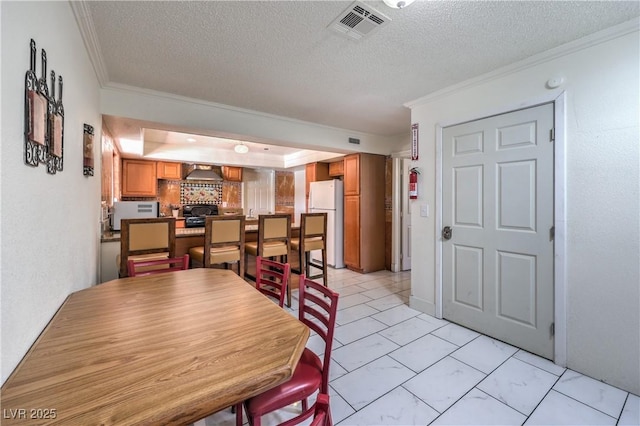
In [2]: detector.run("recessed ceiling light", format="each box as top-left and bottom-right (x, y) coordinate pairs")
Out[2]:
(234, 143), (249, 154)
(186, 137), (196, 143)
(383, 0), (415, 8)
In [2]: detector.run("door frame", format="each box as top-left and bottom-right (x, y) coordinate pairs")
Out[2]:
(435, 92), (567, 366)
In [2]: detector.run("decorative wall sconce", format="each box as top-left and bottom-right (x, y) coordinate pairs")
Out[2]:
(24, 39), (64, 175)
(83, 124), (94, 176)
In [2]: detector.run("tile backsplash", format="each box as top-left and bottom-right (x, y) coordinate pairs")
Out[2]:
(180, 182), (222, 205)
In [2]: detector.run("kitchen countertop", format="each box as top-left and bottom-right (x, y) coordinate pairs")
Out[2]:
(101, 223), (295, 243)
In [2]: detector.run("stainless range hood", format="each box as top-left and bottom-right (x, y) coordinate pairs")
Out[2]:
(185, 164), (223, 181)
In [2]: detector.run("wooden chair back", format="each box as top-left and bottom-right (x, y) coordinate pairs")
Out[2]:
(257, 213), (291, 258)
(204, 215), (245, 274)
(298, 275), (339, 395)
(127, 255), (189, 277)
(120, 217), (176, 277)
(255, 256), (290, 308)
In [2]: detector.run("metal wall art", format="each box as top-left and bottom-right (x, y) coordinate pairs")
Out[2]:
(24, 39), (64, 174)
(83, 124), (94, 176)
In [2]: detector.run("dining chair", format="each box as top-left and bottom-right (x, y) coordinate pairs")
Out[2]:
(310, 394), (330, 426)
(244, 214), (291, 303)
(118, 217), (176, 278)
(290, 212), (328, 287)
(127, 254), (190, 277)
(236, 275), (339, 426)
(254, 256), (290, 308)
(189, 215), (245, 277)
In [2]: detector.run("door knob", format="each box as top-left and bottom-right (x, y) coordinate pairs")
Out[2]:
(442, 226), (452, 240)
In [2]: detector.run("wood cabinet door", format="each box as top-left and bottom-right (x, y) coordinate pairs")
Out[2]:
(122, 160), (157, 197)
(343, 154), (360, 196)
(343, 195), (361, 269)
(329, 160), (344, 177)
(157, 162), (182, 180)
(222, 166), (243, 182)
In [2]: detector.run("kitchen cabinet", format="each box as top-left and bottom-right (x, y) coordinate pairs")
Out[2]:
(222, 166), (243, 182)
(157, 161), (182, 180)
(122, 159), (157, 197)
(343, 154), (360, 196)
(343, 153), (385, 273)
(305, 162), (330, 209)
(329, 159), (344, 177)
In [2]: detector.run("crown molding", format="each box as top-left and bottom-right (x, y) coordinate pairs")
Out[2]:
(70, 0), (109, 86)
(405, 18), (640, 108)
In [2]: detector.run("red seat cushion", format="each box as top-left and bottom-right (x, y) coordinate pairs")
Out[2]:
(245, 348), (322, 417)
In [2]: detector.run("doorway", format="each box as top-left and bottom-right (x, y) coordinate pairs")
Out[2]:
(441, 103), (555, 359)
(243, 169), (275, 217)
(401, 159), (412, 271)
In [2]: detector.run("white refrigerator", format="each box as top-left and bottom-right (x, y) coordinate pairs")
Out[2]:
(308, 179), (344, 269)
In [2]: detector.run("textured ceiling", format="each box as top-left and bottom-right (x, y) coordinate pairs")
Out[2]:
(82, 0), (638, 163)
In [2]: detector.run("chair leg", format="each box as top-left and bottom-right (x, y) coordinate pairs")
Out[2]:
(286, 268), (292, 307)
(235, 403), (242, 426)
(322, 247), (328, 287)
(304, 251), (311, 277)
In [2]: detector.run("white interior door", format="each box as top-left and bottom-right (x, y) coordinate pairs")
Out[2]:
(244, 169), (274, 216)
(401, 159), (412, 271)
(442, 103), (554, 359)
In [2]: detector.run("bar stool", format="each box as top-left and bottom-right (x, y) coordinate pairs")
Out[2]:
(189, 215), (245, 277)
(118, 217), (176, 278)
(291, 212), (327, 287)
(244, 214), (291, 305)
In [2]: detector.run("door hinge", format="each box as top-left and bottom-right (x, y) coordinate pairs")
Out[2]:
(550, 322), (555, 337)
(550, 128), (555, 142)
(550, 226), (555, 241)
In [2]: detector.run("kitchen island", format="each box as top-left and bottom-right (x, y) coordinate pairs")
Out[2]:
(100, 224), (300, 283)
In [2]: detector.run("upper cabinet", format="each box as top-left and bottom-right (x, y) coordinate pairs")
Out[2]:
(343, 154), (360, 196)
(157, 161), (183, 180)
(222, 166), (243, 182)
(329, 159), (344, 177)
(122, 159), (157, 197)
(305, 162), (331, 205)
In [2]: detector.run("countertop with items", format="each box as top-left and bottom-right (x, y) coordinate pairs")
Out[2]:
(101, 223), (290, 242)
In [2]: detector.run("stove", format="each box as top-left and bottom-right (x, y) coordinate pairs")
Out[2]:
(182, 204), (219, 228)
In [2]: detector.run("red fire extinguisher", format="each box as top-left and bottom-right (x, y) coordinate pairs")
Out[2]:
(409, 168), (419, 199)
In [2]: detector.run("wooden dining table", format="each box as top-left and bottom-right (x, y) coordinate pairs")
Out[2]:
(1, 269), (309, 425)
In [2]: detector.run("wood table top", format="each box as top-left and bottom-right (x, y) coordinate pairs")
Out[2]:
(1, 269), (309, 425)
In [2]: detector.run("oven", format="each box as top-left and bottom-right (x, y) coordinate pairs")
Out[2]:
(182, 204), (219, 228)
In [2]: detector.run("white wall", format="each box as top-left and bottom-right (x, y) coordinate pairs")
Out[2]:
(407, 21), (640, 394)
(100, 86), (405, 157)
(1, 2), (102, 384)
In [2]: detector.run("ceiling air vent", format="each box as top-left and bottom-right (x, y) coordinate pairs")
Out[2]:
(329, 1), (390, 41)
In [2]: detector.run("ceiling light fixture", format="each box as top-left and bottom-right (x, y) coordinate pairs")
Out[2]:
(186, 137), (196, 143)
(234, 143), (249, 154)
(382, 0), (415, 8)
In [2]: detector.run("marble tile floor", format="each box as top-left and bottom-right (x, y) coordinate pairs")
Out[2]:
(201, 267), (640, 426)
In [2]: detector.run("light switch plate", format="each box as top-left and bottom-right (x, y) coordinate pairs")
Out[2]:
(420, 204), (429, 217)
